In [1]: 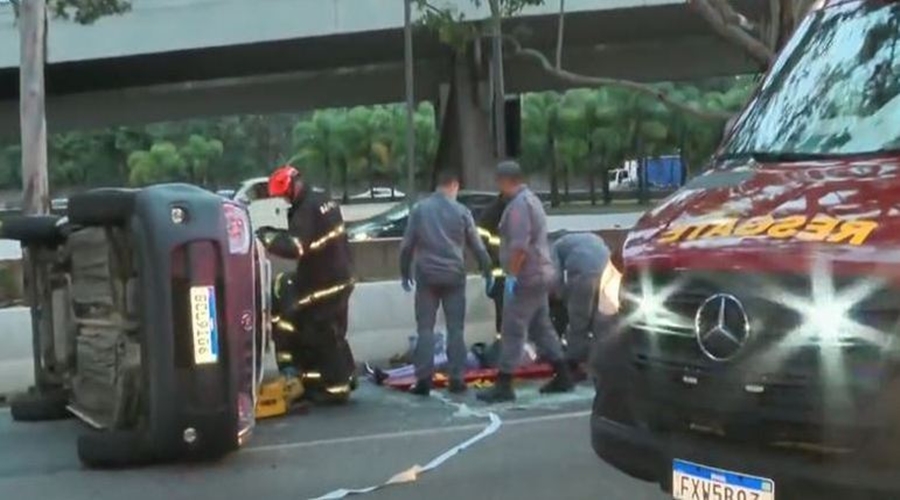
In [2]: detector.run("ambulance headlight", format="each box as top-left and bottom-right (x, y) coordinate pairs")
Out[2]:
(775, 260), (884, 346)
(619, 271), (688, 335)
(597, 261), (623, 316)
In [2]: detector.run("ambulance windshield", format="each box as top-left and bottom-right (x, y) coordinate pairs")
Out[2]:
(722, 1), (900, 159)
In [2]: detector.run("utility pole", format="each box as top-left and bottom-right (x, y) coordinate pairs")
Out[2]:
(20, 0), (50, 215)
(403, 0), (416, 200)
(489, 0), (506, 159)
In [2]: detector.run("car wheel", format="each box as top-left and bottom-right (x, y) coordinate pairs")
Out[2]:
(0, 215), (66, 247)
(10, 390), (72, 422)
(68, 188), (139, 226)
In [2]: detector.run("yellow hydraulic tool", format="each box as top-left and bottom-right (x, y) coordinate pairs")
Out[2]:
(256, 375), (305, 419)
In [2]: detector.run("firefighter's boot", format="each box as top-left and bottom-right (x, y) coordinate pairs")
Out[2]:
(476, 372), (515, 404)
(539, 361), (575, 394)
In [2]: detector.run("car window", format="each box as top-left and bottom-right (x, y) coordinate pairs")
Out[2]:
(242, 181), (270, 202)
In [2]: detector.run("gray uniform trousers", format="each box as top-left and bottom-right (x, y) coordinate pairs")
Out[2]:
(563, 272), (601, 364)
(498, 284), (565, 374)
(414, 283), (467, 381)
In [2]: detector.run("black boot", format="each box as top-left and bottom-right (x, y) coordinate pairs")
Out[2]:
(448, 379), (468, 394)
(540, 362), (575, 394)
(568, 360), (587, 383)
(476, 372), (515, 403)
(410, 378), (432, 396)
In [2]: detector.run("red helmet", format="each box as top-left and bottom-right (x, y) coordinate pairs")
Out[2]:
(268, 165), (299, 198)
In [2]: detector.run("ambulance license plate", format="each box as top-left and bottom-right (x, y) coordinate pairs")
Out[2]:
(190, 286), (219, 365)
(673, 459), (774, 500)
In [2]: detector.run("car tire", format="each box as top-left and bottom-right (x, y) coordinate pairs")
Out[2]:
(68, 188), (138, 226)
(10, 390), (71, 422)
(0, 215), (65, 247)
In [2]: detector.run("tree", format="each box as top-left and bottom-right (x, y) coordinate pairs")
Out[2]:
(415, 0), (817, 123)
(521, 92), (562, 206)
(127, 141), (185, 186)
(179, 134), (224, 186)
(16, 0), (132, 215)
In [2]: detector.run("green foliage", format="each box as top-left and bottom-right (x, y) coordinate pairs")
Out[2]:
(0, 77), (754, 199)
(414, 0), (545, 49)
(9, 0), (132, 24)
(48, 0), (131, 24)
(519, 78), (755, 201)
(127, 141), (185, 186)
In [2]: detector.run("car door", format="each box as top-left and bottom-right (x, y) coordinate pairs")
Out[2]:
(237, 180), (290, 230)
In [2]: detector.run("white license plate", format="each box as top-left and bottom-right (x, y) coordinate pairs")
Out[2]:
(190, 286), (219, 365)
(673, 459), (775, 500)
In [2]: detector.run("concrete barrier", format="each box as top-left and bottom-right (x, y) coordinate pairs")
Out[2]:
(0, 307), (34, 396)
(346, 275), (495, 363)
(0, 277), (496, 396)
(0, 212), (635, 395)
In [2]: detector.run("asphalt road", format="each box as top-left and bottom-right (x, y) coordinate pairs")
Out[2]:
(0, 381), (667, 500)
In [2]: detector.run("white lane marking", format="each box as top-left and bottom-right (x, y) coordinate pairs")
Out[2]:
(246, 410), (589, 454)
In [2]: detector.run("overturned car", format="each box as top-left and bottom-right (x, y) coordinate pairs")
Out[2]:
(2, 184), (272, 467)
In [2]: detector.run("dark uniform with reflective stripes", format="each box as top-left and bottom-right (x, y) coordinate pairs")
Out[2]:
(476, 194), (509, 333)
(260, 187), (355, 392)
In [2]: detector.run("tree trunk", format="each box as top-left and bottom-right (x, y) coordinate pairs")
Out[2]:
(588, 143), (598, 206)
(403, 0), (417, 199)
(489, 0), (507, 159)
(770, 0), (816, 53)
(588, 169), (596, 206)
(340, 159), (349, 204)
(20, 0), (49, 215)
(367, 154), (375, 199)
(601, 164), (611, 206)
(549, 137), (559, 208)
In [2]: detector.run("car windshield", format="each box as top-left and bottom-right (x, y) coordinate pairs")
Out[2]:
(722, 1), (900, 159)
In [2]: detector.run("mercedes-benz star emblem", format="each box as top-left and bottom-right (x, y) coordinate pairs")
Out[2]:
(694, 293), (750, 362)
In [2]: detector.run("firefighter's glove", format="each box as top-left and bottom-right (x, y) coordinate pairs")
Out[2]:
(256, 226), (280, 247)
(504, 275), (517, 298)
(401, 277), (414, 293)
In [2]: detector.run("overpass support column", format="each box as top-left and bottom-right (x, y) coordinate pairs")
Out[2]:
(432, 51), (496, 191)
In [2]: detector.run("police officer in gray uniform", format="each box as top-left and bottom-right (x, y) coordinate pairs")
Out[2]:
(400, 170), (493, 396)
(551, 231), (610, 376)
(477, 161), (574, 403)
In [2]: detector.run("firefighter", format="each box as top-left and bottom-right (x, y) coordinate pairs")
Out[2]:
(399, 170), (493, 396)
(259, 165), (356, 402)
(550, 231), (610, 379)
(476, 160), (574, 404)
(476, 193), (509, 335)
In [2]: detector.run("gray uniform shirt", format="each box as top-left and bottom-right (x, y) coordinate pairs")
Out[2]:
(551, 232), (610, 289)
(399, 192), (492, 286)
(498, 186), (555, 288)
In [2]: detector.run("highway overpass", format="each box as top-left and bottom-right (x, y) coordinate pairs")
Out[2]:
(0, 0), (764, 133)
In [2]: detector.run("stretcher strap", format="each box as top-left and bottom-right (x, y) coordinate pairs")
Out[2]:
(308, 396), (502, 500)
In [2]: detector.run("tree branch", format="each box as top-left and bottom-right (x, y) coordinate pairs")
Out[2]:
(502, 36), (734, 121)
(414, 0), (446, 16)
(689, 0), (774, 66)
